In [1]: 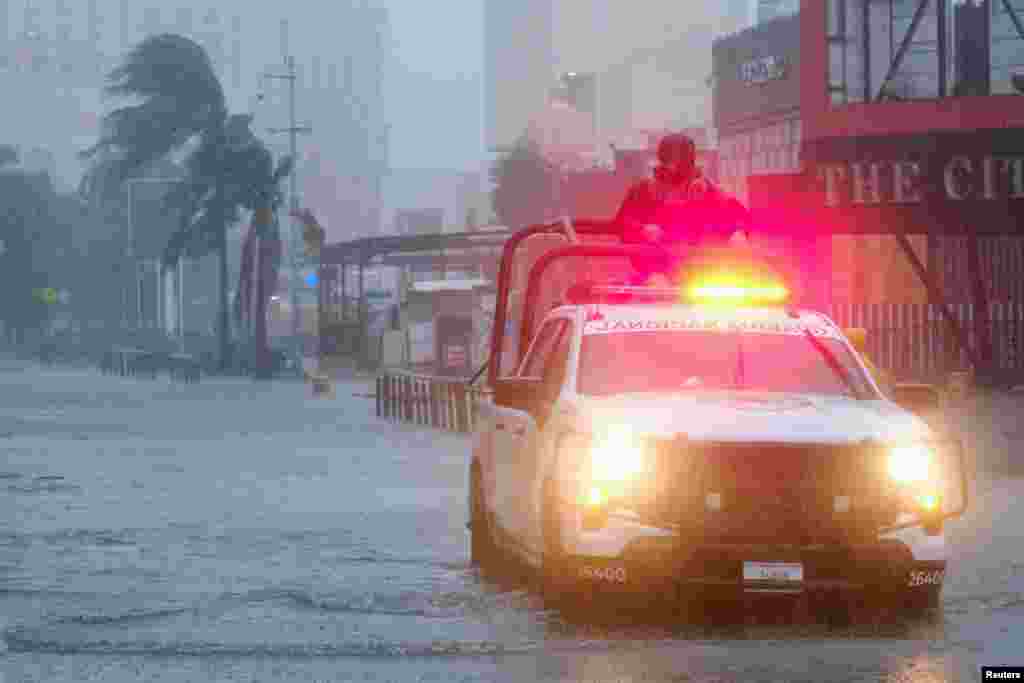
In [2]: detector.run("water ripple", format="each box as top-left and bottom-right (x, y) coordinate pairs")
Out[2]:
(2, 631), (542, 659)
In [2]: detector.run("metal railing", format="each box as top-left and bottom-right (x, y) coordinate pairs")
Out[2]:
(375, 370), (491, 434)
(99, 347), (201, 383)
(829, 302), (1024, 383)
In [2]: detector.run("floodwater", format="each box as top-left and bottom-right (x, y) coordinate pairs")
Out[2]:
(1, 360), (1021, 682)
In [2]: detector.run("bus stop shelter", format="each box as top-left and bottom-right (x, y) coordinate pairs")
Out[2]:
(317, 230), (514, 366)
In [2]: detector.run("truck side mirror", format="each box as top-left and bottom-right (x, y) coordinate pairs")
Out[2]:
(891, 383), (940, 417)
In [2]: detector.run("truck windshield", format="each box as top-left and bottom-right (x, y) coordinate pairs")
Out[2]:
(578, 330), (875, 398)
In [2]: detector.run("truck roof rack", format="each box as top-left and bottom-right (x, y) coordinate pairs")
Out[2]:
(564, 282), (680, 305)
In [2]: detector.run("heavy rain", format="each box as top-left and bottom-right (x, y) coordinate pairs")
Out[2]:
(2, 1), (1024, 681)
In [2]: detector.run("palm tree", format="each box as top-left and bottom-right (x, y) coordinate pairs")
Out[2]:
(231, 146), (292, 377)
(80, 34), (291, 372)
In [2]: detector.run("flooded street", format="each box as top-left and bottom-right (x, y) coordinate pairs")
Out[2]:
(1, 360), (1022, 682)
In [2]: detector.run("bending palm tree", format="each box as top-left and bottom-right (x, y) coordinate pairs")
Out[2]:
(81, 34), (291, 372)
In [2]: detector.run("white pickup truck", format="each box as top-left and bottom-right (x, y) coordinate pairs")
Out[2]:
(467, 220), (967, 619)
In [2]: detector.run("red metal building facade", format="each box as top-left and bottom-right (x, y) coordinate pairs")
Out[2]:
(803, 0), (1024, 377)
(718, 1), (1024, 378)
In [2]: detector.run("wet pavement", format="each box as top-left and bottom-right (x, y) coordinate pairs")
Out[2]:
(0, 359), (1021, 682)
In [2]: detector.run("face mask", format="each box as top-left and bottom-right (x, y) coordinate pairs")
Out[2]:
(656, 165), (693, 185)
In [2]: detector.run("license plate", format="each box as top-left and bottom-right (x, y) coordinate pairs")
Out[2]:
(743, 561), (804, 583)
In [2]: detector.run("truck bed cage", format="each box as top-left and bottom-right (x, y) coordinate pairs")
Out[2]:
(488, 216), (679, 386)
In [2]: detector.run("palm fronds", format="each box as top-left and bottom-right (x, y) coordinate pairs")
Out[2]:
(80, 34), (226, 189)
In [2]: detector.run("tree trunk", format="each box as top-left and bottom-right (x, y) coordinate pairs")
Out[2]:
(235, 223), (258, 344)
(218, 222), (231, 373)
(253, 239), (268, 378)
(252, 206), (274, 379)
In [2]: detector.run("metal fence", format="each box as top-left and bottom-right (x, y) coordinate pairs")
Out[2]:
(372, 302), (1024, 433)
(99, 347), (201, 383)
(375, 371), (491, 434)
(828, 302), (1024, 382)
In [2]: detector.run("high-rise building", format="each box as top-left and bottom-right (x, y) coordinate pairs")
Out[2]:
(1, 0), (389, 234)
(174, 6), (193, 36)
(483, 0), (554, 151)
(286, 3), (390, 240)
(229, 14), (242, 90)
(547, 3), (748, 147)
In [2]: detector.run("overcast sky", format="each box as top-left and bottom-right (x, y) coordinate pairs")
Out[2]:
(385, 0), (484, 171)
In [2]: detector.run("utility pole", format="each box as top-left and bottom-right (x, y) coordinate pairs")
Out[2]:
(263, 22), (312, 344)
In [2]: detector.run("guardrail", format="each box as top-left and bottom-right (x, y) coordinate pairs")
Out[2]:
(375, 371), (491, 434)
(99, 347), (201, 383)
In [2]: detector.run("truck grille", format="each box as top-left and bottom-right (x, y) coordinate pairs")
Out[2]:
(631, 439), (898, 544)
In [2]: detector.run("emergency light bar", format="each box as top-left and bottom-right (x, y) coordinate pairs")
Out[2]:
(678, 254), (791, 305)
(685, 281), (789, 305)
(566, 281), (789, 307)
(565, 250), (792, 307)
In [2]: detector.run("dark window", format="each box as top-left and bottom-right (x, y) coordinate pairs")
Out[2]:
(578, 330), (874, 398)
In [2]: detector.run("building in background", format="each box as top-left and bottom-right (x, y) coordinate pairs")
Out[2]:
(483, 0), (554, 153)
(1, 1), (388, 237)
(713, 11), (802, 205)
(0, 0), (249, 190)
(552, 71), (599, 134)
(552, 2), (721, 145)
(801, 0), (1024, 307)
(383, 169), (484, 236)
(294, 4), (390, 241)
(394, 208), (444, 237)
(480, 2), (757, 222)
(713, 0), (1024, 316)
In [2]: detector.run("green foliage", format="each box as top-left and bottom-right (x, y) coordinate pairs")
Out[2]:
(79, 33), (294, 367)
(80, 33), (290, 270)
(489, 136), (559, 230)
(0, 167), (74, 338)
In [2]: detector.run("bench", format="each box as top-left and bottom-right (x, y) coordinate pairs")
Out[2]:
(99, 347), (199, 382)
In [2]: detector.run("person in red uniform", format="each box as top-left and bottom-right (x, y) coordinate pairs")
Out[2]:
(615, 132), (750, 285)
(616, 132), (750, 246)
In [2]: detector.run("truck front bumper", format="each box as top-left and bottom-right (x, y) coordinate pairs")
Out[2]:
(564, 533), (946, 607)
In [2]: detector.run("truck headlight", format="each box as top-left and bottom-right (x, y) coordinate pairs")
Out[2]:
(590, 425), (645, 484)
(888, 444), (932, 484)
(887, 442), (946, 526)
(558, 427), (650, 519)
